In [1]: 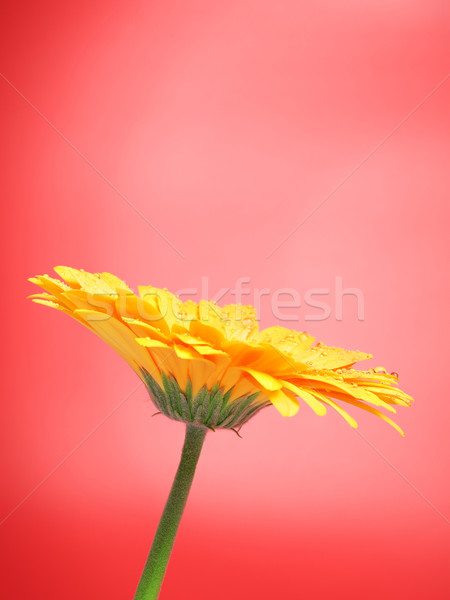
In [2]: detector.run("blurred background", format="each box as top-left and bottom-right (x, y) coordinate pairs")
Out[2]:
(1, 1), (449, 598)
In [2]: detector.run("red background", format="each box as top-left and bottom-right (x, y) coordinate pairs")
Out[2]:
(1, 1), (449, 598)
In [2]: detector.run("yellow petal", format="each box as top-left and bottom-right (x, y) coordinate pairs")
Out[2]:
(192, 344), (227, 356)
(281, 380), (327, 416)
(29, 275), (74, 306)
(247, 343), (299, 375)
(299, 345), (372, 369)
(96, 272), (132, 293)
(218, 366), (247, 392)
(190, 319), (225, 347)
(198, 300), (228, 333)
(142, 342), (217, 395)
(123, 317), (170, 343)
(54, 267), (115, 295)
(266, 389), (299, 417)
(29, 292), (60, 303)
(147, 288), (183, 330)
(243, 368), (283, 391)
(257, 326), (315, 356)
(176, 299), (199, 322)
(290, 372), (397, 413)
(117, 295), (169, 335)
(171, 328), (212, 346)
(31, 298), (100, 333)
(222, 340), (264, 365)
(342, 369), (398, 384)
(53, 266), (83, 288)
(188, 359), (219, 397)
(136, 337), (171, 349)
(75, 310), (156, 373)
(62, 290), (115, 317)
(340, 398), (405, 436)
(173, 344), (201, 360)
(309, 390), (358, 428)
(362, 385), (413, 407)
(228, 376), (260, 401)
(31, 298), (63, 310)
(220, 303), (259, 341)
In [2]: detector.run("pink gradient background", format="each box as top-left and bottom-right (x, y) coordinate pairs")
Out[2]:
(1, 1), (449, 598)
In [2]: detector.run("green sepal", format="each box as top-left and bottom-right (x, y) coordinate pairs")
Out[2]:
(140, 369), (269, 431)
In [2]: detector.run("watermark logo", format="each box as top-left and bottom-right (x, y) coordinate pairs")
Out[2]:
(175, 276), (364, 322)
(84, 276), (364, 323)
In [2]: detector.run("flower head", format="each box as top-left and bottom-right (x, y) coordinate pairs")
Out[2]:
(29, 267), (413, 434)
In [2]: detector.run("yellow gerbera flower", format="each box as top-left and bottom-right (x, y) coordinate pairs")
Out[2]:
(29, 266), (414, 598)
(29, 266), (412, 435)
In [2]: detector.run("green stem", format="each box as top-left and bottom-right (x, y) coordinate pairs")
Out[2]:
(133, 424), (207, 600)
